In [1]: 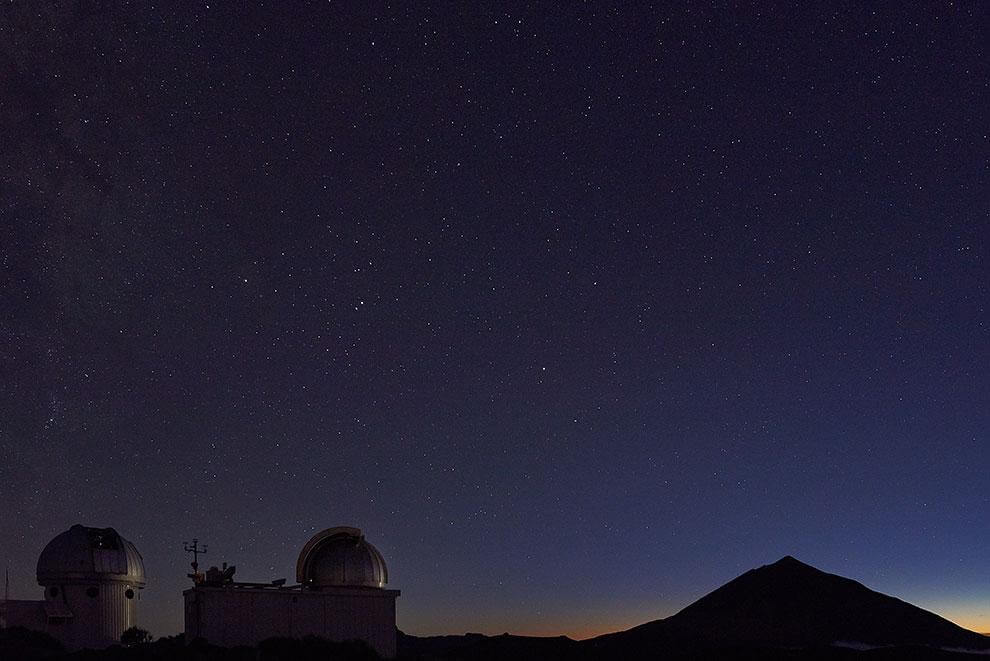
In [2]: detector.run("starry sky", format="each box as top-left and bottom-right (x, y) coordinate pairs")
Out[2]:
(1, 1), (987, 640)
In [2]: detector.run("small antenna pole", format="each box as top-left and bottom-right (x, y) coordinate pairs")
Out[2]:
(183, 539), (208, 581)
(2, 566), (8, 629)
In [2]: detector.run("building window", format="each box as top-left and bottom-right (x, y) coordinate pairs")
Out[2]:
(125, 589), (135, 599)
(86, 587), (99, 598)
(49, 587), (59, 598)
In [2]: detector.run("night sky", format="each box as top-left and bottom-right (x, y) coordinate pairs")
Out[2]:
(2, 2), (987, 640)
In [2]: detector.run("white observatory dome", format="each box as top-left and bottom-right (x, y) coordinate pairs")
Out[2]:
(296, 527), (388, 588)
(37, 524), (146, 587)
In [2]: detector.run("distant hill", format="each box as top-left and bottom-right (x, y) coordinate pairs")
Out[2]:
(398, 631), (579, 660)
(402, 556), (990, 660)
(589, 556), (990, 653)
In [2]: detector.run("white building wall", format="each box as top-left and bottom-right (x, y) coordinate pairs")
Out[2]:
(185, 586), (399, 658)
(42, 580), (140, 649)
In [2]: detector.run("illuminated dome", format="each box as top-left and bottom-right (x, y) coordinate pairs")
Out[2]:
(37, 524), (146, 586)
(296, 527), (388, 588)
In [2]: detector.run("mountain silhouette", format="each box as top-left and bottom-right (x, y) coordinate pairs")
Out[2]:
(401, 556), (990, 659)
(587, 555), (990, 656)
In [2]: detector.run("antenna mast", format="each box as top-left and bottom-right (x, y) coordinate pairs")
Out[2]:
(183, 539), (208, 583)
(2, 566), (8, 629)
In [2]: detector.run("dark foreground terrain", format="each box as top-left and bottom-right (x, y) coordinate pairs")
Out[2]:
(3, 626), (988, 661)
(3, 627), (988, 661)
(5, 557), (988, 660)
(0, 629), (382, 661)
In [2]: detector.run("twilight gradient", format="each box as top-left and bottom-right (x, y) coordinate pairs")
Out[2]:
(1, 2), (987, 639)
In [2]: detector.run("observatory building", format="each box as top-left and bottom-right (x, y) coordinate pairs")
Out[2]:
(0, 524), (147, 650)
(184, 526), (400, 657)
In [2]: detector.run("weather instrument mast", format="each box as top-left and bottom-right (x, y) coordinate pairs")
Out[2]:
(183, 538), (208, 583)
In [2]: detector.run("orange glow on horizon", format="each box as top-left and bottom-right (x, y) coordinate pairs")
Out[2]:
(945, 615), (990, 636)
(405, 607), (990, 643)
(916, 601), (990, 637)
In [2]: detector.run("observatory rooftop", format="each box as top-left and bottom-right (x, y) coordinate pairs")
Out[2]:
(36, 524), (146, 586)
(296, 526), (388, 588)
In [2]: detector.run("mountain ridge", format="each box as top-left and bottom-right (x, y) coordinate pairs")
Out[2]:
(585, 555), (990, 655)
(401, 556), (990, 659)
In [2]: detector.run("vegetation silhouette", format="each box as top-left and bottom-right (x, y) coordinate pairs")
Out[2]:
(120, 627), (153, 647)
(0, 626), (65, 658)
(0, 629), (383, 661)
